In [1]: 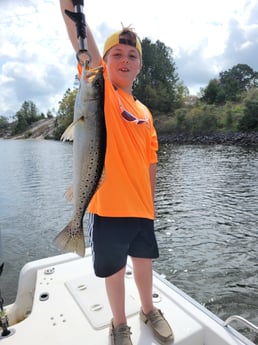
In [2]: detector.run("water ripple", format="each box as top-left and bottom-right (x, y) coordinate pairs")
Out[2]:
(155, 144), (258, 342)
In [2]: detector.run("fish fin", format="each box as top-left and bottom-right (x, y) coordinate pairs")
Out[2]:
(61, 116), (85, 142)
(61, 122), (75, 142)
(54, 220), (85, 257)
(64, 185), (74, 203)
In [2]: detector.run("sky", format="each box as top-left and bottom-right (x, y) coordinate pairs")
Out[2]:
(1, 0), (258, 120)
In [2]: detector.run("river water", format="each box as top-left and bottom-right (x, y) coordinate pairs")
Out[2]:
(0, 140), (258, 342)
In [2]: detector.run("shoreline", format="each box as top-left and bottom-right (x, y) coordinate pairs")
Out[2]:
(158, 131), (258, 145)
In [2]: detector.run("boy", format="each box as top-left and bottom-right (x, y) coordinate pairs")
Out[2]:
(60, 1), (174, 344)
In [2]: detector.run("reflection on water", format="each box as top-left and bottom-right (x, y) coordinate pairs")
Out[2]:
(0, 140), (258, 342)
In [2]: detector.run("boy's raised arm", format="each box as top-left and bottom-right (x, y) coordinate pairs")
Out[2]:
(59, 0), (101, 67)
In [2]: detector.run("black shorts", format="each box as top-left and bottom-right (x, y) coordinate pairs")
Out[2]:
(88, 214), (159, 277)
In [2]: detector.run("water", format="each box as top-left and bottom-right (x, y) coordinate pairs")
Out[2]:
(0, 140), (258, 342)
(154, 144), (258, 342)
(0, 140), (73, 298)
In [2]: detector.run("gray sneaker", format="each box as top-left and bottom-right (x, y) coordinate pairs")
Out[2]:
(109, 321), (133, 345)
(140, 308), (174, 344)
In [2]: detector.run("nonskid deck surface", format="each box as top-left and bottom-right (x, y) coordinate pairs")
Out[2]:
(1, 253), (252, 345)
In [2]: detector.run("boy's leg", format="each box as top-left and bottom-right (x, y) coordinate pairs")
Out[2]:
(132, 257), (174, 344)
(131, 257), (154, 314)
(106, 267), (133, 345)
(105, 266), (126, 327)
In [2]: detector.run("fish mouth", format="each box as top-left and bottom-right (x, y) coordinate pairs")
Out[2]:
(84, 66), (103, 81)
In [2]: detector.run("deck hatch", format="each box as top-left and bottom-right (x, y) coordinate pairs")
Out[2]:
(65, 273), (140, 329)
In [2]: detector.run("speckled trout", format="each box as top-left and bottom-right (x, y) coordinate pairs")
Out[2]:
(54, 66), (106, 256)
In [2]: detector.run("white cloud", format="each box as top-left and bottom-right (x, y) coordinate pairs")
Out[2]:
(0, 0), (258, 118)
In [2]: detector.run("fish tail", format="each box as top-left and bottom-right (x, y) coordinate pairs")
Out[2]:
(54, 220), (85, 257)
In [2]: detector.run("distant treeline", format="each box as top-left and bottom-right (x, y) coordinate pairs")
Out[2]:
(155, 87), (258, 136)
(1, 39), (258, 139)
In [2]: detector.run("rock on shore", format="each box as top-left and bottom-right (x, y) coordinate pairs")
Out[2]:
(158, 131), (258, 145)
(4, 118), (56, 140)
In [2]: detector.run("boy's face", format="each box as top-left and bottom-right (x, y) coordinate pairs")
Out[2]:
(105, 44), (141, 90)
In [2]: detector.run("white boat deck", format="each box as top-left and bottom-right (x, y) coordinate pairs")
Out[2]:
(1, 252), (255, 345)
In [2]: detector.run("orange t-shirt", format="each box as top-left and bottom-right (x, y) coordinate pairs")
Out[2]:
(83, 61), (158, 219)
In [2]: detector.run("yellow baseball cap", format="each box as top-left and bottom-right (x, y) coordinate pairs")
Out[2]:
(103, 28), (142, 58)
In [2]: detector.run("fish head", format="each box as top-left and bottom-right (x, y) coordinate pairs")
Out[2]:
(74, 65), (104, 123)
(81, 66), (104, 100)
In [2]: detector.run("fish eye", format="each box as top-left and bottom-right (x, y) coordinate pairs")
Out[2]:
(94, 80), (102, 89)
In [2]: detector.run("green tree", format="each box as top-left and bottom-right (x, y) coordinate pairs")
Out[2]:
(0, 116), (9, 136)
(200, 79), (223, 104)
(54, 88), (77, 139)
(12, 101), (41, 134)
(134, 38), (179, 114)
(57, 88), (77, 121)
(175, 82), (190, 108)
(220, 64), (258, 93)
(238, 88), (258, 131)
(0, 116), (8, 129)
(46, 110), (54, 118)
(201, 64), (258, 104)
(17, 101), (39, 124)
